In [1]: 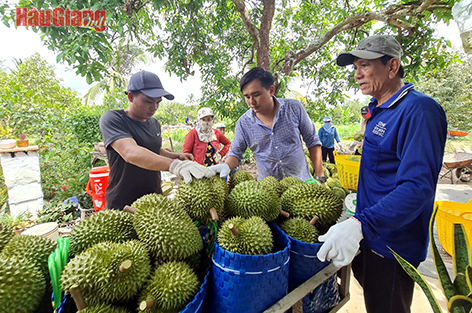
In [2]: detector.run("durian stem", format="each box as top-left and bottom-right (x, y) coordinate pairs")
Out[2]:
(123, 205), (136, 214)
(279, 210), (290, 219)
(228, 223), (239, 236)
(69, 285), (87, 311)
(310, 216), (319, 226)
(209, 207), (219, 221)
(139, 299), (155, 310)
(119, 260), (132, 273)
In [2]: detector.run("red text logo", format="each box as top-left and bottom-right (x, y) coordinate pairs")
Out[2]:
(16, 8), (106, 32)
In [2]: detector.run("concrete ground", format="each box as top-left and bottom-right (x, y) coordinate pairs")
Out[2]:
(338, 182), (472, 313)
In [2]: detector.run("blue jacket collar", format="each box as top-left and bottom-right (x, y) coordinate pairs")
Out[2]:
(370, 82), (414, 109)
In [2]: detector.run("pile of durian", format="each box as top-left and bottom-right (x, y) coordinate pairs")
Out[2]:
(0, 168), (347, 312)
(0, 224), (57, 313)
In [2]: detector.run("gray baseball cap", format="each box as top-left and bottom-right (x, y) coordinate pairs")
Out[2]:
(337, 35), (403, 66)
(126, 71), (174, 100)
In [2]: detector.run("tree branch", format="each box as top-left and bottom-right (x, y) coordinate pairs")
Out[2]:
(232, 0), (260, 48)
(278, 0), (451, 75)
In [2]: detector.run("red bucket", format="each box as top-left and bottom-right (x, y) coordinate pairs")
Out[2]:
(86, 166), (110, 211)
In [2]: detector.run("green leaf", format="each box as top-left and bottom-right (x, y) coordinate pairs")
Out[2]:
(430, 204), (457, 300)
(454, 273), (471, 296)
(449, 295), (472, 313)
(454, 224), (470, 277)
(390, 248), (443, 313)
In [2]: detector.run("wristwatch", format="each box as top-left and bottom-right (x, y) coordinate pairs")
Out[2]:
(314, 176), (327, 183)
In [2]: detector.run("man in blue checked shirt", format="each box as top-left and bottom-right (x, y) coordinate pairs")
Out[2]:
(209, 67), (325, 183)
(317, 35), (447, 313)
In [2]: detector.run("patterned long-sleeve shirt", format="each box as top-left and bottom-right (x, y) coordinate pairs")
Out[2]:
(228, 97), (321, 181)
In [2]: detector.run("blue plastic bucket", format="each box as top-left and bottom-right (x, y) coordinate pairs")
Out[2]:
(274, 224), (340, 312)
(207, 223), (290, 312)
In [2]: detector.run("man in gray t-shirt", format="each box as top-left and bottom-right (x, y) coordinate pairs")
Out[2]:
(99, 71), (214, 210)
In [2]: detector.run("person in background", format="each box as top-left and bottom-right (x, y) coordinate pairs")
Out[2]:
(185, 115), (190, 125)
(359, 106), (370, 134)
(182, 108), (231, 166)
(316, 35), (447, 313)
(318, 116), (341, 164)
(99, 71), (215, 210)
(208, 67), (326, 184)
(352, 106), (370, 155)
(215, 122), (226, 136)
(214, 122), (229, 164)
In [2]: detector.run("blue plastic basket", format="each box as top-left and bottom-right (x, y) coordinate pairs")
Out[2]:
(181, 267), (210, 313)
(207, 223), (290, 313)
(274, 224), (340, 313)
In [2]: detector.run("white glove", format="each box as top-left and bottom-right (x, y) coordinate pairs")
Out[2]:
(208, 164), (231, 178)
(338, 143), (344, 150)
(169, 160), (215, 184)
(317, 217), (363, 267)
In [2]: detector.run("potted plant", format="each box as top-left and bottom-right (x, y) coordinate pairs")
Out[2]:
(391, 205), (472, 312)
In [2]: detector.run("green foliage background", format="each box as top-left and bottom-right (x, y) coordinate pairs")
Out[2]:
(0, 53), (471, 213)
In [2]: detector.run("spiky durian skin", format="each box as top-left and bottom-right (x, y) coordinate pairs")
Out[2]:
(80, 304), (131, 313)
(61, 240), (151, 305)
(280, 218), (319, 244)
(139, 261), (200, 313)
(0, 223), (14, 251)
(69, 210), (137, 256)
(281, 183), (343, 231)
(175, 176), (227, 225)
(132, 193), (203, 262)
(228, 170), (255, 192)
(0, 255), (45, 313)
(258, 176), (284, 197)
(279, 176), (304, 194)
(1, 234), (56, 279)
(225, 180), (281, 221)
(218, 216), (273, 255)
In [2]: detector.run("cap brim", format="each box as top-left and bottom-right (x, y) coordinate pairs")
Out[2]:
(141, 89), (175, 100)
(337, 50), (385, 66)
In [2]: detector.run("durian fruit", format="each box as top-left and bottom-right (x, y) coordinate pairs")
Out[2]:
(1, 234), (56, 278)
(326, 177), (342, 189)
(218, 216), (273, 255)
(279, 176), (304, 194)
(61, 240), (151, 305)
(353, 133), (364, 141)
(281, 183), (343, 232)
(69, 210), (137, 256)
(228, 170), (255, 192)
(0, 223), (14, 251)
(0, 255), (46, 313)
(80, 304), (131, 313)
(132, 193), (203, 262)
(305, 154), (314, 176)
(138, 261), (200, 313)
(331, 186), (347, 199)
(258, 176), (284, 197)
(225, 180), (281, 222)
(175, 176), (227, 225)
(280, 217), (319, 244)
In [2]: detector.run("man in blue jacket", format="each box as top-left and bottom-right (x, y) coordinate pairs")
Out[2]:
(317, 35), (447, 313)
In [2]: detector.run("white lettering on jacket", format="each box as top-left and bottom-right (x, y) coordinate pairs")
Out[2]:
(372, 121), (386, 137)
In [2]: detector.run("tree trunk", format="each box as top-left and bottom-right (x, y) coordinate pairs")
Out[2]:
(257, 0), (275, 70)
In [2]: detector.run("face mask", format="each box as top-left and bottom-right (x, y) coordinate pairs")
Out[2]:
(197, 120), (214, 132)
